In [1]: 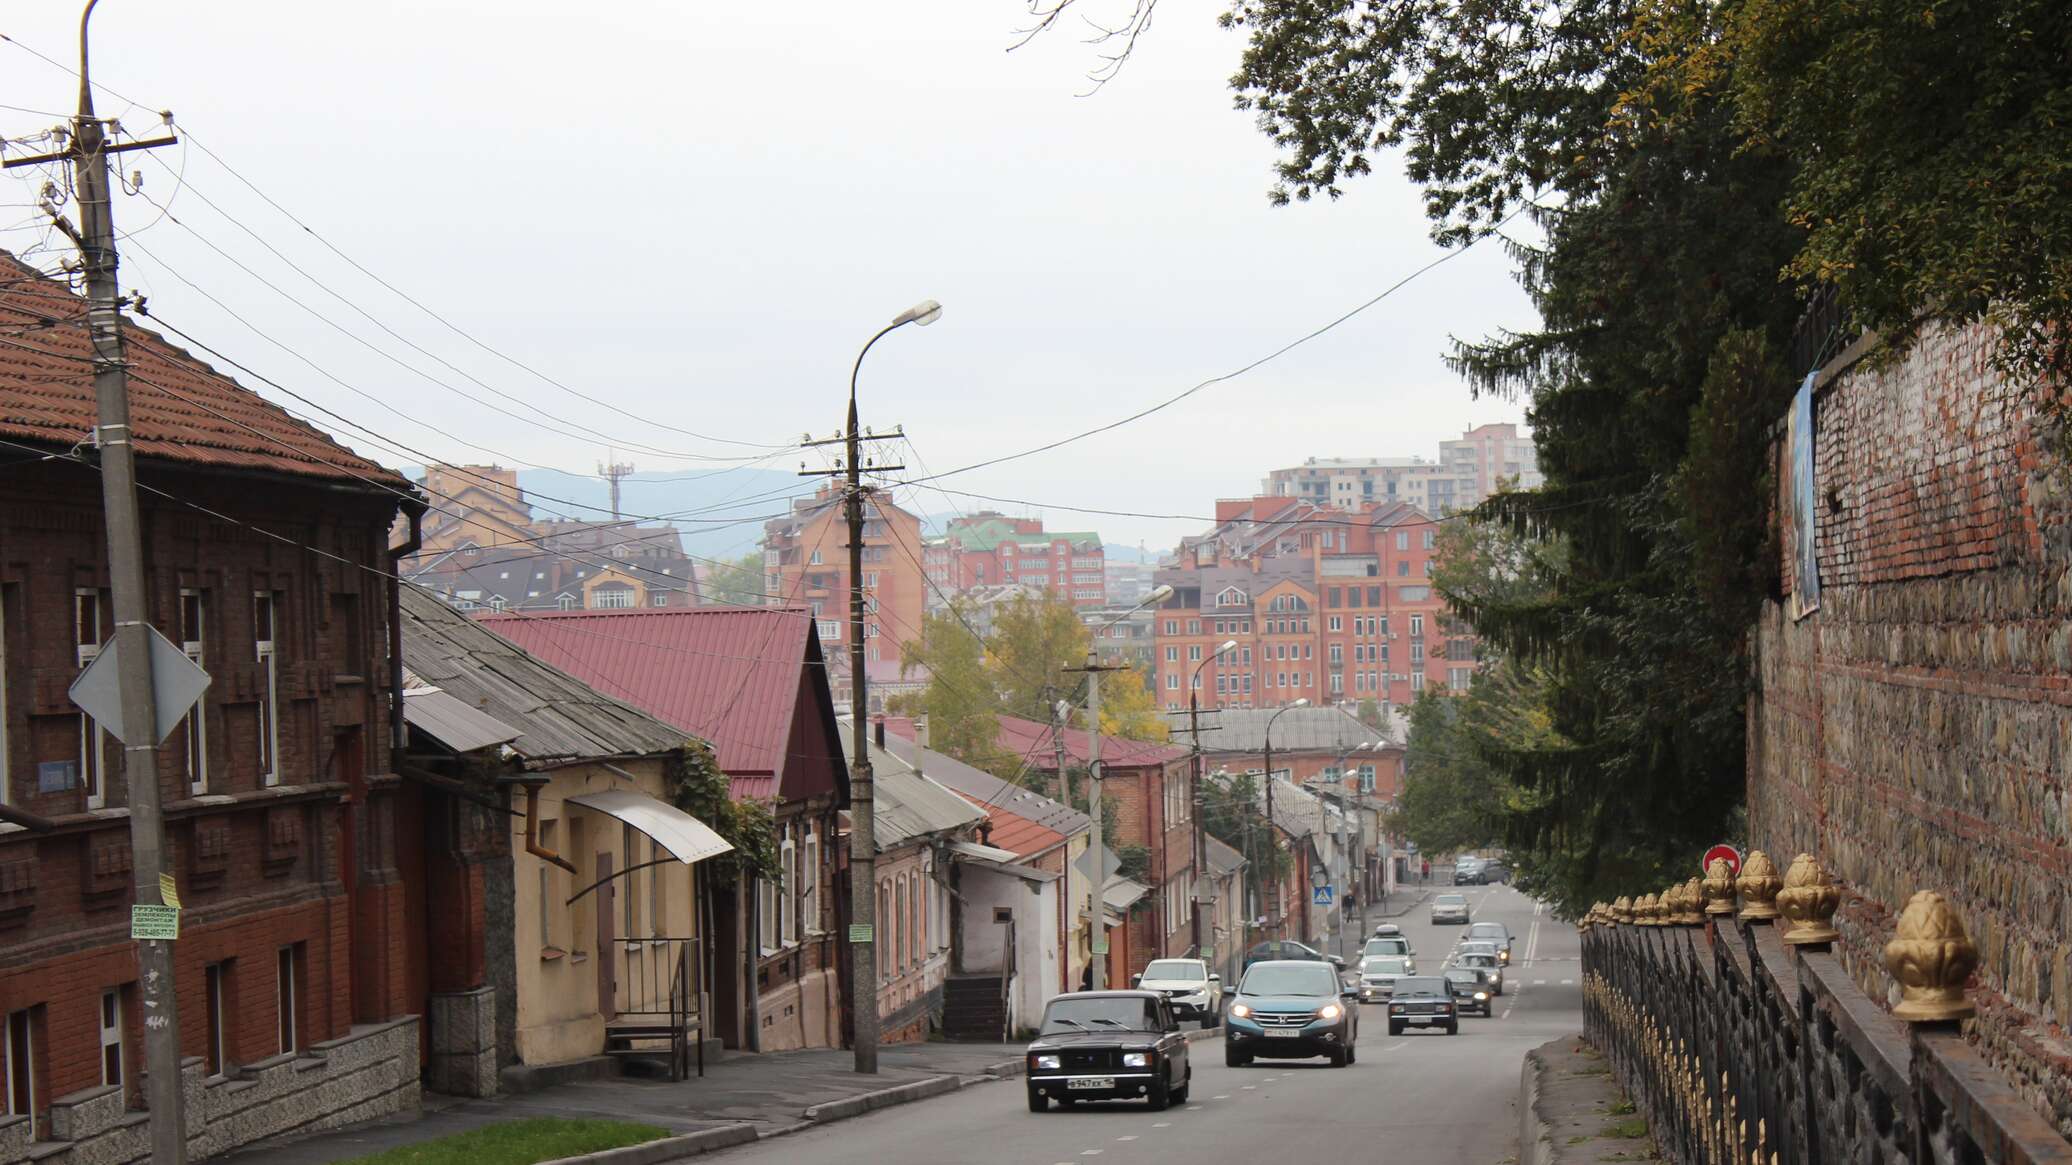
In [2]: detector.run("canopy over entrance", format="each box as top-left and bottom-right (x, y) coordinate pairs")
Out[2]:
(566, 789), (733, 865)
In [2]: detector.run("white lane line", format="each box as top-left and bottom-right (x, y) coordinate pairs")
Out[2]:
(1081, 1152), (1104, 1158)
(1117, 1136), (1139, 1142)
(1153, 1122), (1172, 1128)
(1561, 979), (1575, 985)
(1502, 1007), (1514, 1019)
(1384, 1041), (1409, 1052)
(1533, 979), (1547, 986)
(1213, 1094), (1231, 1100)
(1242, 1084), (1258, 1090)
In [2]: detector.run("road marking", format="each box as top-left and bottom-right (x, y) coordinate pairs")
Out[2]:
(1533, 979), (1547, 986)
(1384, 1041), (1408, 1051)
(1117, 1136), (1139, 1142)
(1081, 1152), (1104, 1157)
(1524, 918), (1542, 965)
(1213, 1094), (1230, 1100)
(1242, 1084), (1257, 1090)
(1561, 979), (1575, 985)
(1153, 1123), (1172, 1128)
(1502, 1007), (1514, 1018)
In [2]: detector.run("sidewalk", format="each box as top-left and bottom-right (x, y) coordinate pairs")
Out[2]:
(1516, 1035), (1659, 1164)
(228, 1042), (1027, 1164)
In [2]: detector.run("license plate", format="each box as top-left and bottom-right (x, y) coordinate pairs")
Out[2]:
(1408, 1017), (1433, 1025)
(1067, 1077), (1113, 1090)
(1264, 1028), (1302, 1039)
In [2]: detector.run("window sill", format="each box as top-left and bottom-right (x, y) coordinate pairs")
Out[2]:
(539, 947), (566, 962)
(570, 950), (589, 964)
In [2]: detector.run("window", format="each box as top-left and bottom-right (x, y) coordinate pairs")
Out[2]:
(1187, 619), (1200, 635)
(98, 991), (123, 1089)
(1411, 642), (1426, 665)
(1188, 645), (1202, 662)
(1164, 620), (1176, 635)
(204, 963), (228, 1077)
(1358, 764), (1377, 793)
(5, 1008), (35, 1119)
(556, 594), (578, 610)
(181, 590), (208, 794)
(1328, 616), (1341, 632)
(490, 595), (509, 612)
(1396, 531), (1409, 551)
(1397, 560), (1410, 576)
(1191, 672), (1203, 690)
(908, 876), (922, 970)
(255, 592), (280, 787)
(1423, 529), (1435, 550)
(1166, 673), (1179, 690)
(592, 587), (634, 609)
(649, 592), (669, 607)
(0, 592), (10, 806)
(1368, 587), (1382, 607)
(809, 549), (823, 566)
(1410, 672), (1426, 693)
(1328, 587), (1341, 607)
(537, 818), (559, 950)
(76, 589), (106, 807)
(1410, 615), (1424, 637)
(1450, 667), (1473, 691)
(649, 837), (666, 937)
(803, 827), (820, 934)
(781, 829), (800, 946)
(276, 945), (301, 1054)
(1347, 587), (1362, 609)
(1329, 673), (1343, 694)
(622, 823), (641, 940)
(1329, 644), (1342, 664)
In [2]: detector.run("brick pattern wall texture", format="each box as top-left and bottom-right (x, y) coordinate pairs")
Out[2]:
(1750, 319), (2072, 1137)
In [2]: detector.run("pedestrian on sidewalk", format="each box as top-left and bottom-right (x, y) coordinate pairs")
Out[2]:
(1421, 858), (1430, 884)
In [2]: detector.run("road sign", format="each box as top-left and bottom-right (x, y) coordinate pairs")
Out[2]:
(131, 904), (180, 941)
(68, 627), (211, 746)
(847, 924), (873, 944)
(1074, 844), (1122, 882)
(1313, 884), (1334, 908)
(1702, 844), (1743, 876)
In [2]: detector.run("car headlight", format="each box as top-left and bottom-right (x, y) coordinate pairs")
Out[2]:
(1122, 1052), (1150, 1068)
(1318, 1003), (1343, 1020)
(1474, 992), (1489, 1001)
(1032, 1054), (1060, 1070)
(1229, 1003), (1252, 1019)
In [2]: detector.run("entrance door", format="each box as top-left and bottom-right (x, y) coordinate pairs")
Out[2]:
(596, 852), (617, 1021)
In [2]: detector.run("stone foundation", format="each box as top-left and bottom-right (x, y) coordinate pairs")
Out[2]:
(427, 987), (498, 1098)
(0, 1017), (419, 1165)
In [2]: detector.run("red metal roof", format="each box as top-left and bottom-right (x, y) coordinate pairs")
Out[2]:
(0, 253), (410, 488)
(954, 794), (1066, 857)
(478, 607), (833, 797)
(995, 714), (1188, 771)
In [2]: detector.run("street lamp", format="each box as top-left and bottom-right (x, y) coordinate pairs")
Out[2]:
(1185, 637), (1240, 960)
(1075, 583), (1174, 990)
(1260, 699), (1307, 939)
(843, 297), (941, 1076)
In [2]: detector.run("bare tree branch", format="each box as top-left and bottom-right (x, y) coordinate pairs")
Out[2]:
(1007, 0), (1161, 96)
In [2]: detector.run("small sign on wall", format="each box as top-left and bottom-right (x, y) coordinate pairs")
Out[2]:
(37, 760), (78, 793)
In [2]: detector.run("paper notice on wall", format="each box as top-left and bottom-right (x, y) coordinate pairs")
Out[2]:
(1787, 371), (1821, 621)
(131, 904), (180, 941)
(159, 871), (181, 909)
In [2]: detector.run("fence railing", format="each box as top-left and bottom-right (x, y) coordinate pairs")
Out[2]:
(1578, 855), (2072, 1164)
(609, 936), (703, 1080)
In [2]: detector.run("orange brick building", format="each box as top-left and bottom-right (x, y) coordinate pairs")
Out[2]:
(1151, 497), (1478, 715)
(762, 487), (926, 689)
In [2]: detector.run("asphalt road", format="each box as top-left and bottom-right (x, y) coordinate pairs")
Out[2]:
(710, 883), (1580, 1165)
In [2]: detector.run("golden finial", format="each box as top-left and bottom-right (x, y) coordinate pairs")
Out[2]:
(1777, 853), (1841, 946)
(1612, 895), (1634, 924)
(1737, 850), (1782, 920)
(1679, 876), (1706, 924)
(1883, 890), (1978, 1021)
(1635, 892), (1659, 925)
(1703, 856), (1738, 916)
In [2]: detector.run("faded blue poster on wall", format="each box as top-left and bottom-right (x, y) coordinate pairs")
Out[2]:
(1787, 372), (1820, 620)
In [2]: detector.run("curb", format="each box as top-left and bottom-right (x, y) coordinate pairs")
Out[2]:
(1519, 1042), (1551, 1165)
(539, 1124), (759, 1165)
(801, 1073), (963, 1123)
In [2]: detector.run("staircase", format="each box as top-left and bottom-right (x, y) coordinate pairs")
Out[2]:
(940, 973), (1008, 1041)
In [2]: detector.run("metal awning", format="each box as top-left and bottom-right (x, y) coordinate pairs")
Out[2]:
(403, 685), (523, 755)
(1103, 876), (1149, 912)
(948, 840), (1023, 865)
(565, 789), (734, 865)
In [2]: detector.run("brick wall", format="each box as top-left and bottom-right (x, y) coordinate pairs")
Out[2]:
(1749, 319), (2072, 1136)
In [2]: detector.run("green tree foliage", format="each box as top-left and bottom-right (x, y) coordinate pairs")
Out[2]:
(704, 552), (765, 608)
(1097, 665), (1171, 743)
(663, 739), (778, 886)
(990, 593), (1094, 721)
(894, 603), (1001, 770)
(1721, 0), (2072, 380)
(1219, 0), (1804, 912)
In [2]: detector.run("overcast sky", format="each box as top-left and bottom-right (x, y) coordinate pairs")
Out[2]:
(2, 1), (1535, 553)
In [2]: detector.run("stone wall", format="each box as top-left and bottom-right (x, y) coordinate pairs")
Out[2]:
(0, 1018), (417, 1165)
(1749, 319), (2072, 1136)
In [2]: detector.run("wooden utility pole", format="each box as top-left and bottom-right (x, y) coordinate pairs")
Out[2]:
(3, 3), (182, 1158)
(1062, 653), (1131, 988)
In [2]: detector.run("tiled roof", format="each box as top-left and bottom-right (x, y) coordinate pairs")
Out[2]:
(0, 252), (410, 489)
(970, 800), (1066, 857)
(478, 606), (837, 796)
(399, 585), (692, 766)
(995, 715), (1187, 771)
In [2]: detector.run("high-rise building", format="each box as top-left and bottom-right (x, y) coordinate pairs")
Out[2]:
(1150, 496), (1477, 715)
(1263, 423), (1542, 516)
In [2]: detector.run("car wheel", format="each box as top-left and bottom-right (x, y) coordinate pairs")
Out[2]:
(1172, 1067), (1191, 1105)
(1327, 1045), (1349, 1068)
(1027, 1088), (1047, 1113)
(1388, 1021), (1404, 1037)
(1147, 1073), (1171, 1111)
(1224, 1044), (1249, 1068)
(1345, 1040), (1357, 1065)
(1446, 1021), (1459, 1036)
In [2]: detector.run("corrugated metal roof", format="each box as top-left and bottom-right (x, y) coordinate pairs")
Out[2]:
(995, 715), (1188, 771)
(478, 606), (828, 788)
(867, 736), (984, 852)
(1203, 834), (1245, 878)
(1103, 875), (1150, 911)
(0, 252), (410, 489)
(402, 685), (523, 754)
(1196, 706), (1400, 754)
(881, 734), (1090, 852)
(400, 585), (690, 765)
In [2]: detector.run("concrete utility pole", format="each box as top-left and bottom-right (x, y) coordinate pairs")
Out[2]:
(2, 4), (185, 1158)
(1063, 652), (1131, 988)
(1181, 639), (1233, 958)
(803, 299), (938, 1074)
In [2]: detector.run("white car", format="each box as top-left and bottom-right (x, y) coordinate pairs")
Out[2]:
(1431, 893), (1472, 925)
(1357, 955), (1414, 1002)
(1133, 958), (1223, 1027)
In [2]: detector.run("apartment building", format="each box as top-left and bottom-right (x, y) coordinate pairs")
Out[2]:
(921, 514), (1105, 610)
(1262, 423), (1543, 516)
(762, 487), (926, 671)
(1150, 497), (1479, 715)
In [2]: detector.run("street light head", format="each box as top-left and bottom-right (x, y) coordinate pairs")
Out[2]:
(894, 299), (944, 327)
(1215, 639), (1239, 656)
(1144, 584), (1175, 605)
(1293, 698), (1309, 708)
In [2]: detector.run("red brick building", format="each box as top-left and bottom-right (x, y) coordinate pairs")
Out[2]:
(921, 514), (1107, 609)
(1151, 497), (1478, 714)
(991, 716), (1192, 982)
(0, 254), (422, 1160)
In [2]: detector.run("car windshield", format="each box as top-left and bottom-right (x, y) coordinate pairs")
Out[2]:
(1394, 977), (1448, 997)
(1239, 963), (1340, 997)
(1468, 925), (1507, 939)
(1443, 970), (1483, 986)
(1142, 960), (1205, 982)
(1436, 894), (1468, 905)
(1364, 958), (1409, 974)
(1362, 939), (1408, 956)
(1460, 942), (1497, 954)
(1040, 996), (1161, 1035)
(1460, 955), (1498, 968)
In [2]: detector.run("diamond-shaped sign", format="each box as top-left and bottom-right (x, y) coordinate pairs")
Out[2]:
(1075, 844), (1122, 882)
(68, 627), (211, 746)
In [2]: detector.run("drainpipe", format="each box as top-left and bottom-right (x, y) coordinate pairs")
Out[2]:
(387, 500), (426, 773)
(519, 782), (577, 875)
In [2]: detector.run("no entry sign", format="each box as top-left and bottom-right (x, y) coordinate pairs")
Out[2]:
(1702, 844), (1743, 876)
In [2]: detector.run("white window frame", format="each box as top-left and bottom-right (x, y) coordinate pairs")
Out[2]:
(1411, 672), (1426, 693)
(802, 827), (821, 935)
(255, 592), (281, 787)
(98, 990), (123, 1089)
(181, 589), (208, 795)
(75, 589), (106, 808)
(781, 828), (800, 947)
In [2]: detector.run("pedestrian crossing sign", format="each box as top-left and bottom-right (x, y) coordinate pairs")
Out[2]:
(1313, 884), (1333, 907)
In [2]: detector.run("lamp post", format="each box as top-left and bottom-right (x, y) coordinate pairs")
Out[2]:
(1187, 639), (1238, 957)
(1073, 584), (1174, 990)
(1260, 699), (1307, 939)
(842, 298), (939, 1075)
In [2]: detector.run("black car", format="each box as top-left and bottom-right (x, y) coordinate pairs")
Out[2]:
(1464, 921), (1515, 964)
(1224, 959), (1361, 1068)
(1024, 991), (1192, 1112)
(1385, 976), (1460, 1036)
(1242, 939), (1326, 969)
(1442, 968), (1495, 1017)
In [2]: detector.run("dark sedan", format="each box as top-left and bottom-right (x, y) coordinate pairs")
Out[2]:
(1442, 967), (1495, 1017)
(1386, 976), (1460, 1036)
(1025, 991), (1192, 1112)
(1224, 959), (1360, 1068)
